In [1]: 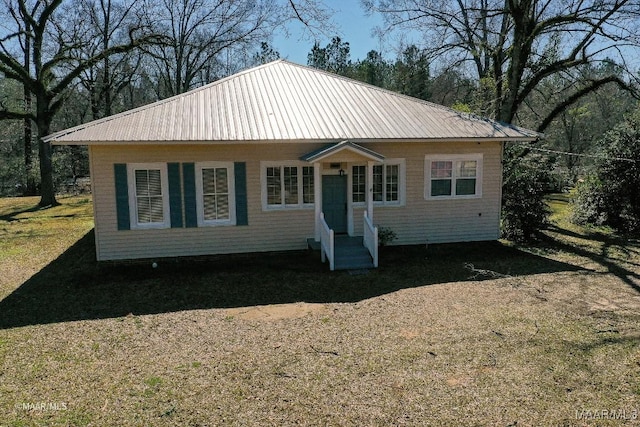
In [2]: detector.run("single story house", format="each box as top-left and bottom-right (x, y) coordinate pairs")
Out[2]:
(46, 60), (539, 270)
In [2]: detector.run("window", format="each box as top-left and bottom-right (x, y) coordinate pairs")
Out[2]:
(352, 165), (366, 203)
(196, 162), (235, 226)
(284, 166), (298, 205)
(302, 166), (314, 204)
(266, 166), (281, 205)
(128, 163), (170, 229)
(425, 154), (483, 199)
(353, 160), (404, 206)
(262, 162), (314, 209)
(373, 162), (402, 204)
(386, 164), (399, 202)
(373, 165), (383, 202)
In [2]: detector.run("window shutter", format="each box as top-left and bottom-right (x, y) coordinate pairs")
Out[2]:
(114, 163), (130, 230)
(234, 162), (248, 226)
(182, 163), (198, 228)
(167, 163), (183, 228)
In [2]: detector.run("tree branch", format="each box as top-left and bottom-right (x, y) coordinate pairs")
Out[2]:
(50, 33), (164, 98)
(0, 108), (35, 121)
(288, 0), (308, 27)
(536, 76), (636, 133)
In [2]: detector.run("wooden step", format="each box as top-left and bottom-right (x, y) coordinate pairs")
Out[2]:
(307, 236), (375, 271)
(334, 239), (374, 270)
(335, 254), (375, 270)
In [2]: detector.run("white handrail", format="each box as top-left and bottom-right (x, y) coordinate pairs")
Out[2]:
(320, 212), (335, 271)
(363, 210), (378, 268)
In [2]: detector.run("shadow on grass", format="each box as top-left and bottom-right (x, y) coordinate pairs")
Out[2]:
(0, 204), (42, 222)
(540, 225), (640, 294)
(0, 229), (581, 329)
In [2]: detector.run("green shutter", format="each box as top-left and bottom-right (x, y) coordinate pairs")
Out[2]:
(168, 163), (183, 228)
(234, 162), (248, 226)
(182, 163), (198, 228)
(114, 163), (130, 230)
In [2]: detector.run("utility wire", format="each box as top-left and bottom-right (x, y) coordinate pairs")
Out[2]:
(529, 146), (638, 163)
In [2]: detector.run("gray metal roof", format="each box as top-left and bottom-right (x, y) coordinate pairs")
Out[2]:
(46, 60), (540, 144)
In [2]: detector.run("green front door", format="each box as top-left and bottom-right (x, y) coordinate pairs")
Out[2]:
(322, 175), (348, 233)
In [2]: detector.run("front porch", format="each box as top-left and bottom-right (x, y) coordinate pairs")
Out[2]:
(302, 141), (384, 271)
(307, 235), (375, 271)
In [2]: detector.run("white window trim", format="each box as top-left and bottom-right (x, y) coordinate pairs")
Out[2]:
(425, 154), (483, 200)
(195, 161), (236, 227)
(352, 159), (405, 207)
(261, 161), (315, 211)
(127, 162), (171, 230)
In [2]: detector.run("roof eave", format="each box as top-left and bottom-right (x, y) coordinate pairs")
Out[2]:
(49, 135), (540, 146)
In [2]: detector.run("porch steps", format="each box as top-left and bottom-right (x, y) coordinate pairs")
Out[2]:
(308, 236), (375, 271)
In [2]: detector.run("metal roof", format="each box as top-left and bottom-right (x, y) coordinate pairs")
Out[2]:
(46, 60), (540, 144)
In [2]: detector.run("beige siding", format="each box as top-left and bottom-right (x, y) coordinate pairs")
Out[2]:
(92, 144), (319, 260)
(91, 141), (503, 260)
(364, 141), (502, 245)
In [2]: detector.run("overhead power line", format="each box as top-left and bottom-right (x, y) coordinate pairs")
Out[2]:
(529, 146), (638, 163)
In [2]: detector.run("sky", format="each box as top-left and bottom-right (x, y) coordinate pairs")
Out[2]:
(271, 1), (406, 65)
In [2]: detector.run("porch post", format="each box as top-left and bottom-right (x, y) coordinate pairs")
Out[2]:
(314, 162), (322, 242)
(367, 160), (374, 222)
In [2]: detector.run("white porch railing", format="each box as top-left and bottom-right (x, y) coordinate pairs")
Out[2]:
(363, 210), (378, 268)
(320, 212), (335, 271)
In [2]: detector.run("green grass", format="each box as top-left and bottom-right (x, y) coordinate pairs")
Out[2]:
(0, 196), (93, 300)
(0, 194), (639, 426)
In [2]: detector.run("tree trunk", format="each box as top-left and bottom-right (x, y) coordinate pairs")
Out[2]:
(23, 15), (36, 196)
(36, 100), (57, 207)
(23, 91), (35, 196)
(38, 138), (56, 206)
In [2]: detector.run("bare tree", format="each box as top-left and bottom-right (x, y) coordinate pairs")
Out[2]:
(146, 0), (275, 98)
(145, 0), (338, 98)
(364, 0), (640, 130)
(0, 0), (158, 206)
(75, 0), (146, 119)
(4, 1), (38, 194)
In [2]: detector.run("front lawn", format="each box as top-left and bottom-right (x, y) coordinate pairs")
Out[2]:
(0, 195), (638, 426)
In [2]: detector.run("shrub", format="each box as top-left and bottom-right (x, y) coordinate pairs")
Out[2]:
(570, 176), (608, 226)
(572, 110), (640, 235)
(378, 227), (397, 246)
(501, 146), (552, 242)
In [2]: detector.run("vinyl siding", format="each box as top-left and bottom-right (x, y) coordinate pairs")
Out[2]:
(90, 140), (503, 261)
(91, 144), (317, 260)
(364, 141), (502, 245)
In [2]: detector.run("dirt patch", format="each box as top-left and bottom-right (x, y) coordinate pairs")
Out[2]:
(223, 302), (329, 321)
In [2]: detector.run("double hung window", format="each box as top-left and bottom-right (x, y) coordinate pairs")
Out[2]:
(128, 163), (170, 229)
(425, 154), (482, 199)
(195, 162), (236, 226)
